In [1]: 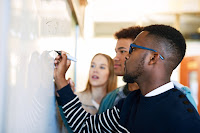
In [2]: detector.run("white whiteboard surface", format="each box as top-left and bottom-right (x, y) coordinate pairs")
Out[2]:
(0, 0), (76, 132)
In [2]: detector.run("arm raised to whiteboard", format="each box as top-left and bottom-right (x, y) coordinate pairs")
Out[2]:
(54, 51), (71, 92)
(53, 51), (127, 133)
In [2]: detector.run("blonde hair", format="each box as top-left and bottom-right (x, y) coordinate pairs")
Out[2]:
(85, 53), (117, 93)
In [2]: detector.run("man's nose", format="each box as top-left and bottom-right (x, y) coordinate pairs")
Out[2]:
(113, 53), (120, 61)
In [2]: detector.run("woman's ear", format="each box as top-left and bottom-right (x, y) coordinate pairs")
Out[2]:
(149, 52), (160, 65)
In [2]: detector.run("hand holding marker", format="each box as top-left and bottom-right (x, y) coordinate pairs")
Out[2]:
(55, 51), (77, 62)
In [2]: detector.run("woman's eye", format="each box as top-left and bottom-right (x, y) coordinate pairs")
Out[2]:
(100, 66), (105, 69)
(91, 64), (95, 68)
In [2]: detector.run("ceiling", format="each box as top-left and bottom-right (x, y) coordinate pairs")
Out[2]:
(85, 0), (200, 39)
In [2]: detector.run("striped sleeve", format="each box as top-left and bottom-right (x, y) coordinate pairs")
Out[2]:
(57, 84), (130, 133)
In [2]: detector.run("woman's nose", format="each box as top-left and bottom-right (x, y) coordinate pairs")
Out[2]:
(93, 67), (98, 73)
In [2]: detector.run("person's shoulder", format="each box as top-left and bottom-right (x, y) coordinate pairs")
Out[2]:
(180, 86), (191, 94)
(115, 89), (141, 113)
(75, 90), (92, 104)
(99, 86), (123, 109)
(104, 86), (122, 97)
(172, 81), (192, 95)
(110, 86), (121, 93)
(75, 89), (89, 96)
(173, 84), (197, 110)
(118, 89), (141, 106)
(100, 89), (119, 105)
(163, 89), (199, 118)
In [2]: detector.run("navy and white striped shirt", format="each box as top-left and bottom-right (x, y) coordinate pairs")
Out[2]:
(57, 84), (130, 133)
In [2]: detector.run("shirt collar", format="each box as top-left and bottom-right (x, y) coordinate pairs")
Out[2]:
(145, 82), (174, 97)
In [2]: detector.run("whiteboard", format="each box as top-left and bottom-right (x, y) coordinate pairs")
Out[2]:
(0, 0), (76, 132)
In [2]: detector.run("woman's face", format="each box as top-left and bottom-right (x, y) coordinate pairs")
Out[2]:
(89, 55), (110, 88)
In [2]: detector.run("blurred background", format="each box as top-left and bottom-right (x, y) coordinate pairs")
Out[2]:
(0, 0), (200, 132)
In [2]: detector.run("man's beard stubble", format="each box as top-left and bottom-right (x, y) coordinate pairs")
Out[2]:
(123, 54), (146, 83)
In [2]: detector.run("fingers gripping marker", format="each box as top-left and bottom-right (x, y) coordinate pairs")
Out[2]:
(55, 51), (77, 62)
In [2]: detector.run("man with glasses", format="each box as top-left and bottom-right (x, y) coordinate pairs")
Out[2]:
(54, 24), (200, 132)
(98, 26), (197, 114)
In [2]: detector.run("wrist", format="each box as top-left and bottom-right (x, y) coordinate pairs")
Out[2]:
(55, 77), (68, 91)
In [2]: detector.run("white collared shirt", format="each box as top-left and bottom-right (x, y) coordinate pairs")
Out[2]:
(145, 82), (174, 97)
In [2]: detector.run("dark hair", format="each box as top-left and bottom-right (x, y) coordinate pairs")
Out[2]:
(114, 26), (144, 41)
(143, 24), (186, 70)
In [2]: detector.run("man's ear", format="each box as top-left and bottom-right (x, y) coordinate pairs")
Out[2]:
(149, 52), (160, 65)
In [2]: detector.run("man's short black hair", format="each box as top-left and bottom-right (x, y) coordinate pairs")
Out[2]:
(114, 26), (144, 41)
(143, 24), (186, 70)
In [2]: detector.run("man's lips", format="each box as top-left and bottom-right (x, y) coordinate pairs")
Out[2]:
(114, 64), (121, 68)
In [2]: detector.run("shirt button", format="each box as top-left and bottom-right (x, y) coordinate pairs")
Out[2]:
(179, 94), (185, 98)
(183, 101), (190, 105)
(187, 108), (193, 113)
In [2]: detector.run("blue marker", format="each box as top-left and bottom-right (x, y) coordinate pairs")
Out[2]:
(55, 51), (77, 62)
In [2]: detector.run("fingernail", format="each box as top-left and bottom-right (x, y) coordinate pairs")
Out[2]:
(70, 79), (73, 84)
(63, 51), (66, 55)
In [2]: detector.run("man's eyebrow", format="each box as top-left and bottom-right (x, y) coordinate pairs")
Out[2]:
(117, 47), (127, 50)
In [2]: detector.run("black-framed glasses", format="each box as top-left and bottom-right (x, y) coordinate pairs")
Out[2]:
(129, 43), (164, 60)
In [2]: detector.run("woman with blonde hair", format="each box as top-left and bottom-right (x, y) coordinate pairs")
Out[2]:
(57, 53), (117, 132)
(76, 53), (117, 114)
